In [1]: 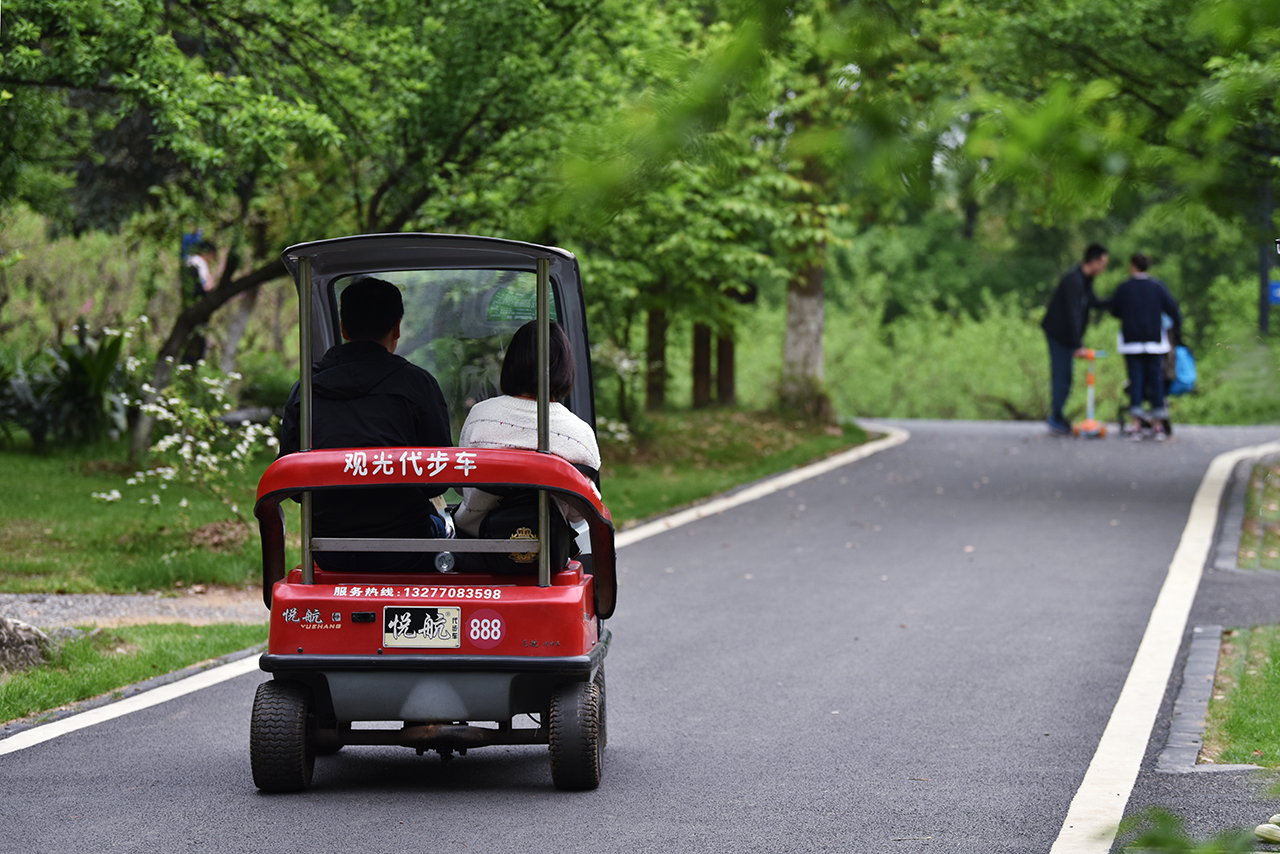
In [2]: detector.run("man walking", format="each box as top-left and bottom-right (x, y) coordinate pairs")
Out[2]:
(1041, 243), (1109, 434)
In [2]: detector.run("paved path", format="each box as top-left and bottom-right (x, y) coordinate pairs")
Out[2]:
(2, 420), (1279, 854)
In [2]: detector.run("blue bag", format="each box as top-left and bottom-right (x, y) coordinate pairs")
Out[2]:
(1167, 345), (1196, 396)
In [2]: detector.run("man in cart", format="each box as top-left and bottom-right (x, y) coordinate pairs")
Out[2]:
(278, 275), (454, 571)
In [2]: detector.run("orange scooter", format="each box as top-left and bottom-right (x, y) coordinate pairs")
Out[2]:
(1072, 349), (1107, 438)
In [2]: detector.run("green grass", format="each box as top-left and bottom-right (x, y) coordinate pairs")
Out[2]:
(0, 411), (865, 592)
(1238, 459), (1280, 571)
(1202, 626), (1280, 768)
(0, 623), (267, 724)
(601, 410), (867, 526)
(0, 441), (288, 594)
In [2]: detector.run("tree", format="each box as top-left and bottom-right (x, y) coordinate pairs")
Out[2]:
(923, 0), (1280, 328)
(3, 0), (653, 455)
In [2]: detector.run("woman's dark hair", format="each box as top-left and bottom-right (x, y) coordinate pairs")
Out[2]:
(340, 276), (404, 341)
(501, 320), (574, 401)
(1129, 252), (1150, 272)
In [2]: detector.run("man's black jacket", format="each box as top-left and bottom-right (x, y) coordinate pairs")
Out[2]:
(1041, 263), (1102, 349)
(279, 341), (453, 558)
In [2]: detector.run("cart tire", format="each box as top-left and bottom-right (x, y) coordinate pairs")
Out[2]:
(250, 680), (315, 792)
(593, 665), (607, 750)
(549, 680), (602, 790)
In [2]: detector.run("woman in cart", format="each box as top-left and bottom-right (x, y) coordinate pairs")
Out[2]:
(453, 320), (601, 538)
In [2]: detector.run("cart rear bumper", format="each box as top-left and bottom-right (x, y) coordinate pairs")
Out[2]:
(260, 630), (608, 722)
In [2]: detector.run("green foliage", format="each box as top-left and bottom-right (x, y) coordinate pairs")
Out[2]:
(1115, 807), (1255, 853)
(0, 326), (130, 452)
(1202, 625), (1280, 768)
(0, 624), (266, 724)
(127, 363), (279, 524)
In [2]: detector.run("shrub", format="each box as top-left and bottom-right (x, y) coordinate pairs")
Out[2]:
(122, 362), (279, 525)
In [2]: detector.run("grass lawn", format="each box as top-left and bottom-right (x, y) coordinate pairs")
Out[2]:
(601, 410), (866, 526)
(0, 444), (277, 594)
(0, 623), (267, 724)
(1238, 458), (1280, 571)
(1202, 626), (1280, 768)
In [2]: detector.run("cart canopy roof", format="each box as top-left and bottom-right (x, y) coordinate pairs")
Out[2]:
(281, 233), (595, 436)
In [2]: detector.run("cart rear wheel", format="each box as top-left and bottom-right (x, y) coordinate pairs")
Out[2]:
(250, 680), (315, 792)
(549, 680), (603, 790)
(593, 665), (607, 750)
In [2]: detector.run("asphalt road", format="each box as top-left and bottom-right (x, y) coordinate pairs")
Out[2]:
(3, 420), (1280, 854)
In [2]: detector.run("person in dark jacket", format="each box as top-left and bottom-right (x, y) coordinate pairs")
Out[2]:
(279, 276), (453, 571)
(1106, 252), (1182, 437)
(1042, 243), (1109, 434)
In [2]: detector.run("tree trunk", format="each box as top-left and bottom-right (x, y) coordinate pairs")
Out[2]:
(716, 332), (735, 407)
(692, 322), (712, 408)
(129, 257), (286, 463)
(219, 285), (261, 374)
(780, 253), (833, 423)
(645, 305), (668, 413)
(1260, 170), (1273, 336)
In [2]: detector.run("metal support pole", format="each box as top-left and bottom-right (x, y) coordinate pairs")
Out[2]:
(298, 256), (315, 585)
(536, 257), (552, 588)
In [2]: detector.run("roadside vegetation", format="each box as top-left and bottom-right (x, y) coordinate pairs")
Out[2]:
(1238, 458), (1280, 571)
(1195, 464), (1280, 772)
(1202, 625), (1280, 769)
(0, 624), (266, 724)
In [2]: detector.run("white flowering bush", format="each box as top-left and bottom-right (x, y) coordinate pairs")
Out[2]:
(118, 361), (279, 525)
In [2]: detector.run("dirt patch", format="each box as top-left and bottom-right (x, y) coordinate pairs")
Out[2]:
(0, 586), (267, 629)
(189, 521), (250, 552)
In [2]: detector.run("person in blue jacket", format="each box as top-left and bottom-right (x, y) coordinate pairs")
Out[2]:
(1105, 252), (1182, 437)
(1041, 243), (1109, 434)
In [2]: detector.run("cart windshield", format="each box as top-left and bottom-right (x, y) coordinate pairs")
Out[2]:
(334, 268), (561, 439)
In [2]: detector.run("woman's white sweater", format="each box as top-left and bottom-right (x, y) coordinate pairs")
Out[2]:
(453, 396), (600, 536)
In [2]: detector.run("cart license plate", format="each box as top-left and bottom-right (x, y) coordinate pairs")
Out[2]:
(383, 606), (462, 648)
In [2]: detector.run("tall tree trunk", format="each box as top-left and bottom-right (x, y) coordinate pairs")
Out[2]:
(220, 285), (261, 374)
(1260, 168), (1274, 336)
(129, 256), (286, 463)
(645, 306), (667, 413)
(645, 277), (669, 413)
(780, 252), (833, 423)
(692, 322), (712, 408)
(716, 332), (735, 407)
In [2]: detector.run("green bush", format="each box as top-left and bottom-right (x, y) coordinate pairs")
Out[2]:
(235, 350), (296, 410)
(0, 326), (130, 452)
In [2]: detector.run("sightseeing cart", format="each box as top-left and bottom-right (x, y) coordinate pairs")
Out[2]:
(250, 234), (616, 792)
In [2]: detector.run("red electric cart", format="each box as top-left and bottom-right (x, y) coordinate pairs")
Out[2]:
(250, 234), (616, 792)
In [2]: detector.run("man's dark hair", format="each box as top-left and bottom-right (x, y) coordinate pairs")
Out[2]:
(1084, 243), (1109, 263)
(340, 276), (404, 341)
(500, 320), (574, 401)
(1129, 252), (1150, 272)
